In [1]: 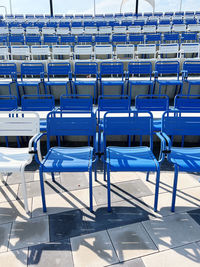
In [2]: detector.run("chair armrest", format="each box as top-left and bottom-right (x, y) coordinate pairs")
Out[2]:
(33, 133), (47, 164)
(155, 132), (167, 163)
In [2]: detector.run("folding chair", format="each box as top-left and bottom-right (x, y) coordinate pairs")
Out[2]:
(174, 94), (200, 111)
(51, 45), (72, 60)
(154, 61), (183, 95)
(94, 44), (113, 60)
(10, 45), (30, 60)
(127, 61), (153, 100)
(34, 111), (97, 212)
(60, 94), (93, 112)
(0, 46), (10, 60)
(115, 44), (134, 60)
(159, 110), (200, 212)
(136, 44), (156, 59)
(0, 111), (40, 213)
(180, 43), (200, 59)
(31, 45), (51, 60)
(74, 62), (98, 103)
(182, 61), (200, 94)
(157, 44), (179, 59)
(100, 62), (124, 96)
(0, 63), (18, 98)
(103, 110), (160, 212)
(74, 45), (93, 60)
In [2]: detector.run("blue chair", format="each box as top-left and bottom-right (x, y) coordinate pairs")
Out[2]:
(174, 94), (200, 110)
(163, 33), (180, 43)
(181, 33), (197, 43)
(146, 33), (161, 44)
(95, 35), (110, 44)
(9, 34), (25, 45)
(77, 35), (93, 45)
(0, 63), (18, 98)
(127, 61), (153, 100)
(159, 110), (200, 212)
(74, 62), (98, 103)
(135, 94), (169, 132)
(44, 62), (71, 95)
(18, 63), (45, 96)
(154, 61), (183, 95)
(112, 34), (127, 45)
(43, 35), (59, 45)
(182, 61), (200, 95)
(21, 94), (55, 131)
(60, 94), (93, 112)
(60, 35), (76, 46)
(34, 111), (97, 212)
(103, 110), (160, 212)
(100, 62), (124, 96)
(58, 21), (70, 28)
(25, 35), (41, 45)
(0, 35), (8, 45)
(129, 34), (144, 45)
(134, 20), (145, 27)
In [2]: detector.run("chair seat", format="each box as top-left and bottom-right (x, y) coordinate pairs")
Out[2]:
(107, 146), (158, 172)
(0, 147), (32, 172)
(18, 81), (41, 86)
(157, 80), (182, 85)
(129, 80), (153, 85)
(45, 81), (68, 86)
(101, 81), (124, 86)
(169, 147), (200, 172)
(74, 80), (96, 85)
(41, 146), (93, 172)
(0, 81), (13, 85)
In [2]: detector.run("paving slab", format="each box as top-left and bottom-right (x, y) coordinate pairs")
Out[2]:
(106, 257), (146, 267)
(0, 222), (12, 252)
(0, 248), (28, 267)
(0, 184), (19, 202)
(60, 172), (89, 191)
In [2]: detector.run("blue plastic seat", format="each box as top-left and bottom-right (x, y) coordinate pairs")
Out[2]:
(18, 63), (45, 96)
(100, 62), (124, 96)
(129, 34), (144, 45)
(34, 111), (97, 213)
(0, 63), (18, 98)
(112, 34), (127, 44)
(159, 110), (200, 212)
(95, 35), (110, 44)
(163, 33), (180, 43)
(60, 35), (76, 45)
(181, 33), (197, 42)
(182, 61), (200, 94)
(77, 35), (93, 44)
(174, 94), (200, 110)
(146, 33), (161, 44)
(44, 62), (71, 95)
(25, 35), (41, 45)
(154, 61), (183, 95)
(60, 94), (93, 112)
(135, 94), (169, 132)
(127, 61), (153, 99)
(103, 110), (160, 212)
(43, 35), (59, 45)
(9, 35), (25, 45)
(74, 62), (98, 103)
(0, 35), (8, 45)
(0, 95), (18, 111)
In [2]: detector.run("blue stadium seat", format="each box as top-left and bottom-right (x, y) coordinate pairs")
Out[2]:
(182, 61), (200, 94)
(0, 63), (18, 98)
(60, 35), (76, 45)
(129, 34), (144, 44)
(9, 34), (24, 45)
(163, 33), (180, 43)
(43, 35), (59, 45)
(77, 35), (93, 44)
(60, 94), (93, 111)
(181, 33), (197, 42)
(95, 35), (110, 44)
(25, 35), (41, 45)
(146, 33), (161, 44)
(112, 34), (127, 44)
(174, 94), (200, 110)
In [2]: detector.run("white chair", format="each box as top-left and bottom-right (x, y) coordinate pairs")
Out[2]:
(143, 25), (156, 33)
(56, 27), (70, 35)
(42, 27), (56, 35)
(52, 45), (72, 60)
(10, 27), (24, 35)
(74, 45), (93, 60)
(157, 24), (171, 33)
(31, 45), (51, 60)
(187, 24), (200, 32)
(71, 27), (84, 35)
(26, 27), (40, 35)
(158, 44), (179, 58)
(98, 26), (112, 34)
(0, 46), (10, 60)
(11, 45), (30, 60)
(113, 26), (127, 34)
(0, 111), (40, 213)
(115, 44), (134, 60)
(180, 43), (200, 58)
(127, 26), (142, 34)
(94, 44), (113, 60)
(172, 24), (187, 32)
(136, 44), (156, 59)
(84, 27), (98, 35)
(0, 27), (9, 35)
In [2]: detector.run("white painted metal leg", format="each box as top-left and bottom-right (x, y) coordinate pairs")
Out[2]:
(20, 169), (29, 213)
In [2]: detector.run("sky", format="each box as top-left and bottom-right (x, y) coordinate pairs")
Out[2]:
(0, 0), (199, 15)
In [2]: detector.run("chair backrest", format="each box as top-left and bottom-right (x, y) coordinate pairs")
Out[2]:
(127, 26), (141, 34)
(56, 27), (70, 35)
(10, 27), (24, 35)
(21, 94), (55, 111)
(43, 35), (59, 45)
(11, 45), (30, 56)
(180, 43), (199, 56)
(103, 110), (153, 149)
(128, 61), (152, 78)
(100, 62), (124, 78)
(51, 45), (71, 57)
(135, 94), (169, 111)
(74, 62), (98, 79)
(0, 63), (17, 77)
(71, 27), (84, 35)
(158, 44), (179, 56)
(98, 95), (130, 112)
(26, 27), (40, 35)
(47, 62), (71, 79)
(0, 111), (39, 136)
(162, 110), (200, 136)
(21, 63), (44, 79)
(31, 45), (50, 56)
(115, 45), (134, 58)
(137, 44), (156, 57)
(0, 95), (18, 111)
(46, 111), (96, 149)
(74, 45), (93, 56)
(42, 27), (55, 35)
(183, 60), (200, 75)
(155, 61), (180, 77)
(60, 95), (93, 111)
(174, 95), (200, 110)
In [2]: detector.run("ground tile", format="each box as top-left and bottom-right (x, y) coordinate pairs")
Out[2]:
(93, 179), (153, 206)
(0, 222), (12, 252)
(142, 212), (200, 251)
(110, 172), (142, 184)
(6, 172), (35, 185)
(60, 172), (89, 191)
(71, 230), (119, 267)
(27, 239), (74, 267)
(187, 208), (200, 225)
(106, 257), (146, 267)
(142, 243), (200, 267)
(49, 209), (88, 242)
(108, 222), (158, 262)
(9, 216), (49, 250)
(0, 248), (28, 267)
(0, 184), (19, 202)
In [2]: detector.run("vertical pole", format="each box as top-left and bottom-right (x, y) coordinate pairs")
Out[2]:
(49, 0), (53, 17)
(135, 0), (139, 15)
(94, 0), (96, 17)
(9, 0), (12, 15)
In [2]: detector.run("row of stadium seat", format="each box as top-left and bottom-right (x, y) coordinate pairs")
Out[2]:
(0, 44), (199, 61)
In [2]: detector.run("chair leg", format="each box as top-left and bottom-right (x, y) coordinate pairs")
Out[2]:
(171, 165), (179, 212)
(146, 172), (150, 181)
(39, 167), (47, 212)
(154, 168), (160, 212)
(89, 168), (93, 212)
(51, 172), (55, 182)
(94, 159), (97, 182)
(20, 169), (29, 213)
(104, 161), (106, 181)
(107, 164), (111, 212)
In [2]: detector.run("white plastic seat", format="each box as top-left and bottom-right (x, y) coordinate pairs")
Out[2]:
(127, 26), (141, 34)
(52, 45), (72, 60)
(26, 27), (40, 35)
(42, 27), (56, 35)
(158, 44), (179, 58)
(71, 27), (84, 35)
(157, 25), (171, 33)
(0, 111), (40, 213)
(113, 26), (127, 34)
(74, 45), (93, 60)
(115, 44), (134, 59)
(99, 26), (112, 34)
(136, 44), (156, 58)
(143, 25), (156, 33)
(0, 46), (10, 60)
(10, 27), (24, 35)
(94, 44), (113, 60)
(11, 45), (30, 60)
(180, 43), (200, 58)
(84, 27), (98, 35)
(31, 45), (51, 60)
(56, 27), (70, 35)
(187, 24), (200, 32)
(172, 24), (187, 32)
(0, 27), (9, 35)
